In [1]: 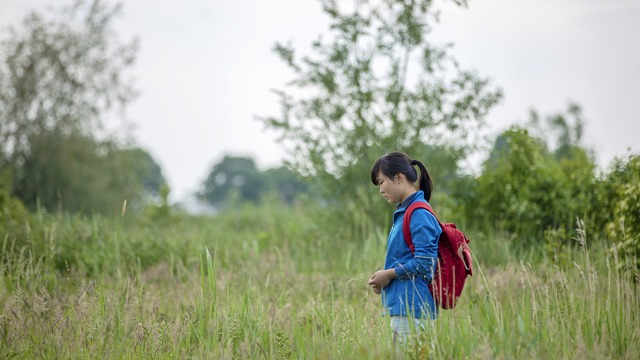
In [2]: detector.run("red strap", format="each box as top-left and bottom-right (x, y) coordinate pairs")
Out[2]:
(402, 201), (441, 254)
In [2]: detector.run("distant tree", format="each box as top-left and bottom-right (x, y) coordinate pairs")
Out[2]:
(261, 0), (502, 217)
(200, 155), (261, 207)
(525, 102), (588, 160)
(0, 0), (150, 214)
(108, 147), (166, 197)
(200, 155), (311, 208)
(262, 166), (310, 204)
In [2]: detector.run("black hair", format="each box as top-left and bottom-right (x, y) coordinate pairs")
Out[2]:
(370, 151), (433, 201)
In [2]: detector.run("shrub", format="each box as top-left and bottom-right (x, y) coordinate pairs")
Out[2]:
(0, 171), (29, 249)
(601, 155), (640, 269)
(465, 127), (598, 247)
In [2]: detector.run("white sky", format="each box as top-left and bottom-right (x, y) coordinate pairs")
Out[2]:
(2, 0), (639, 202)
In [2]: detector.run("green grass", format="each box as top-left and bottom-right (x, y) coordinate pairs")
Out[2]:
(1, 204), (638, 359)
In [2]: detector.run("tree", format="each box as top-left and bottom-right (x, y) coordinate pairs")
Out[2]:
(525, 102), (588, 160)
(200, 155), (311, 209)
(261, 0), (502, 214)
(0, 0), (137, 163)
(14, 132), (108, 212)
(108, 147), (166, 198)
(262, 166), (310, 204)
(200, 155), (262, 207)
(0, 0), (149, 214)
(13, 132), (165, 214)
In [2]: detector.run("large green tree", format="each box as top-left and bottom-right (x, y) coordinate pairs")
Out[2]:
(0, 0), (161, 214)
(261, 0), (502, 218)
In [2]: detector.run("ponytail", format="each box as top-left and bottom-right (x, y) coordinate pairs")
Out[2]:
(412, 159), (433, 202)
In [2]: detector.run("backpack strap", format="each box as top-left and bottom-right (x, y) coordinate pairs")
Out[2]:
(402, 201), (440, 254)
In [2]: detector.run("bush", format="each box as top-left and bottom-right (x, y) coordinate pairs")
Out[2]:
(601, 155), (640, 269)
(464, 127), (598, 246)
(0, 171), (29, 249)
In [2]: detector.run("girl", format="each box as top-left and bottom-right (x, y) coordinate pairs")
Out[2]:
(367, 151), (440, 344)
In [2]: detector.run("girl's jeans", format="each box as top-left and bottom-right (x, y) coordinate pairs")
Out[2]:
(389, 316), (432, 344)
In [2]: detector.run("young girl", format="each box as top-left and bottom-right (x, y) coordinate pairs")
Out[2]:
(367, 151), (441, 344)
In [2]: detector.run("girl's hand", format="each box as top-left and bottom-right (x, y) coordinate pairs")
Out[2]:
(368, 269), (396, 294)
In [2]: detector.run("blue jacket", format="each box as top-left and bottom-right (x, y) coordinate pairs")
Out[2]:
(381, 190), (441, 319)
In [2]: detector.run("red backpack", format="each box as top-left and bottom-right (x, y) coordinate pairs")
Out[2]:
(402, 202), (473, 309)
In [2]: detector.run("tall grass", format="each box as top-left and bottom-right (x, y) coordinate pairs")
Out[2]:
(0, 204), (638, 359)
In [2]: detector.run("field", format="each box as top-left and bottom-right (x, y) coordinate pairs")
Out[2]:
(1, 204), (638, 359)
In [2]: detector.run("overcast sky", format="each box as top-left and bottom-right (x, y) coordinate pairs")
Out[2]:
(2, 0), (639, 202)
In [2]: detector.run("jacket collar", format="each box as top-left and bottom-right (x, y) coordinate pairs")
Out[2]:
(396, 190), (423, 210)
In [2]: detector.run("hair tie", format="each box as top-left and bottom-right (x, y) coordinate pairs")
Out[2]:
(411, 160), (418, 166)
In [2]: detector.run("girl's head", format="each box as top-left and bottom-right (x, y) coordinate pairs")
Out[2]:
(370, 152), (433, 202)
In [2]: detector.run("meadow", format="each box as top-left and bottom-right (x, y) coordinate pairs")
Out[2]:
(1, 203), (638, 359)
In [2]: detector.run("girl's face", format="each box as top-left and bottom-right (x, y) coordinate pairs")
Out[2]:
(376, 172), (404, 204)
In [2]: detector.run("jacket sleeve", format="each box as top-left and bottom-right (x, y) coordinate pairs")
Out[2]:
(394, 208), (440, 282)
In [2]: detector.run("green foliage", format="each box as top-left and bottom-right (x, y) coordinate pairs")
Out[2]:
(556, 145), (597, 219)
(143, 183), (173, 222)
(470, 127), (560, 240)
(262, 166), (311, 204)
(0, 1), (166, 215)
(108, 147), (166, 197)
(13, 133), (104, 212)
(601, 155), (640, 269)
(0, 0), (137, 163)
(543, 226), (571, 267)
(200, 155), (262, 206)
(467, 125), (597, 245)
(8, 132), (165, 214)
(261, 0), (502, 213)
(461, 104), (599, 247)
(526, 102), (587, 159)
(200, 155), (309, 209)
(0, 171), (29, 244)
